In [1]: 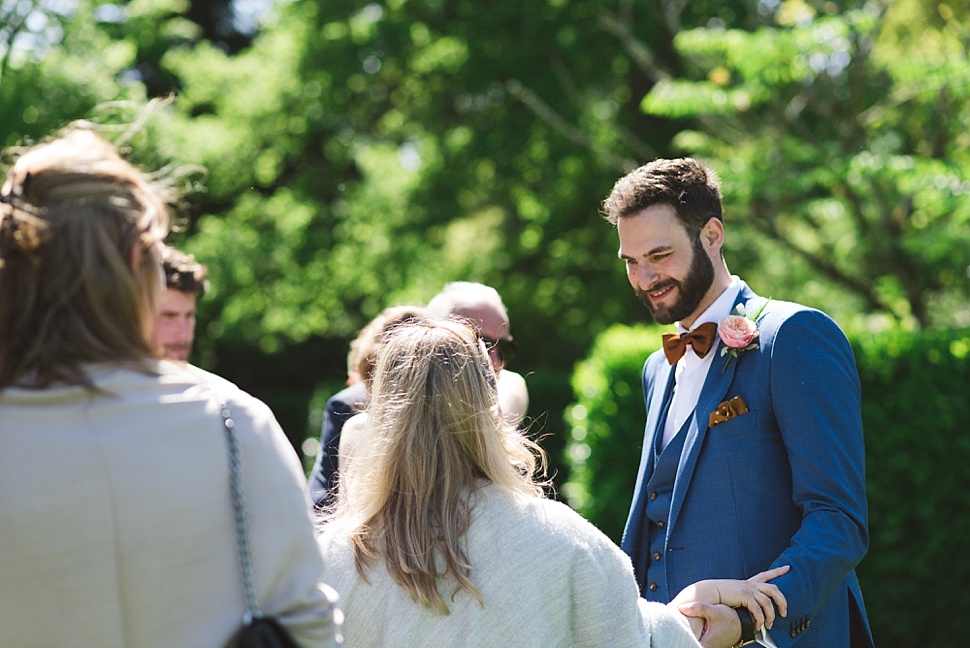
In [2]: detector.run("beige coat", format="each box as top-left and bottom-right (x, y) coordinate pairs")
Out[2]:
(0, 361), (339, 647)
(319, 485), (701, 648)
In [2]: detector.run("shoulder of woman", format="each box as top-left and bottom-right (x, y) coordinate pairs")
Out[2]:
(484, 489), (620, 554)
(497, 368), (526, 387)
(341, 411), (369, 434)
(316, 525), (353, 560)
(338, 411), (370, 466)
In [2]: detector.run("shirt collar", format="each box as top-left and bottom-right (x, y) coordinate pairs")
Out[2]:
(676, 275), (742, 334)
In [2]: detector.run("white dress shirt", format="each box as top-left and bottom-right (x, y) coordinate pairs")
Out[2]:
(661, 276), (742, 450)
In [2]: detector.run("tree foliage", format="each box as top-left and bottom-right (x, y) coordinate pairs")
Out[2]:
(2, 0), (969, 514)
(639, 0), (970, 328)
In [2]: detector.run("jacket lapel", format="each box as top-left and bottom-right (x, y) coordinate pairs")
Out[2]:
(666, 284), (759, 536)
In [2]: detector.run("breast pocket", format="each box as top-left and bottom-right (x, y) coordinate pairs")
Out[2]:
(707, 408), (759, 441)
(706, 408), (783, 468)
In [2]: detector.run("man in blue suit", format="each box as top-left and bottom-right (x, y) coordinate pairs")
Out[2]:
(602, 158), (873, 648)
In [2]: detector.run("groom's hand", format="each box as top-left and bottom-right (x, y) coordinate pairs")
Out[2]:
(672, 565), (789, 633)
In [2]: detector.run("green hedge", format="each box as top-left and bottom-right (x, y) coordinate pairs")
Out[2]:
(564, 323), (970, 647)
(852, 326), (970, 645)
(562, 325), (666, 542)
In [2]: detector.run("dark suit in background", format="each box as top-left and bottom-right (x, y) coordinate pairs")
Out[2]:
(308, 381), (368, 509)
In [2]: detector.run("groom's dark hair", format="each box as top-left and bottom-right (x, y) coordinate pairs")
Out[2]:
(601, 157), (723, 238)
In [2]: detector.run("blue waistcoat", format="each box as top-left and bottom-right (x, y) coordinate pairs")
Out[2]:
(640, 423), (686, 601)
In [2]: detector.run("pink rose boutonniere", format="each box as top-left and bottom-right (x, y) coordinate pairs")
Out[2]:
(718, 300), (770, 373)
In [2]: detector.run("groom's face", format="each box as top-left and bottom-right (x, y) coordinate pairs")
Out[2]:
(617, 204), (716, 326)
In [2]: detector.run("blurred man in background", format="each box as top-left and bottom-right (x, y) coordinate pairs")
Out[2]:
(153, 245), (207, 364)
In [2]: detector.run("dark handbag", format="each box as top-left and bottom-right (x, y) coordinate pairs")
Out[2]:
(237, 616), (301, 648)
(220, 402), (302, 648)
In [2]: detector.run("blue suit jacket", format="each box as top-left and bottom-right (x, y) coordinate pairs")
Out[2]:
(620, 282), (874, 648)
(307, 381), (369, 508)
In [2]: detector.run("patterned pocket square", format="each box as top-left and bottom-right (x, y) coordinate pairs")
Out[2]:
(709, 395), (749, 428)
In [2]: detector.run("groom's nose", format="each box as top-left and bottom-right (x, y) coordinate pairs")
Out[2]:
(632, 264), (658, 289)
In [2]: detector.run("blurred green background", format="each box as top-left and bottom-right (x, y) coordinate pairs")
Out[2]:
(2, 0), (967, 643)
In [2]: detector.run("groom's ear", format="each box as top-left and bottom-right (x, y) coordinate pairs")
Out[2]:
(700, 217), (724, 250)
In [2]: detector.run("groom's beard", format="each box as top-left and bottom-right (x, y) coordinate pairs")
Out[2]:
(635, 237), (715, 325)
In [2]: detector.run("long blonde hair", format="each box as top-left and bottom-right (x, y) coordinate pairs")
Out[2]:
(0, 124), (172, 391)
(348, 304), (427, 386)
(330, 318), (546, 613)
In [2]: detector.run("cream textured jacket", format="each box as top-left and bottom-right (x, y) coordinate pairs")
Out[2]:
(319, 485), (701, 648)
(0, 361), (340, 648)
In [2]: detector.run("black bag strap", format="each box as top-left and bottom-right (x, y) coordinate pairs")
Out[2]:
(219, 401), (262, 621)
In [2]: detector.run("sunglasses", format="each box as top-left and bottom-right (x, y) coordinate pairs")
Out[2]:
(480, 334), (518, 363)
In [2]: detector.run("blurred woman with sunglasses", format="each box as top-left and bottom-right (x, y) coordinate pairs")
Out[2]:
(319, 318), (787, 647)
(0, 125), (339, 647)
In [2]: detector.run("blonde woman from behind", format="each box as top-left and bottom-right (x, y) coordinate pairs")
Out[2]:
(318, 318), (786, 648)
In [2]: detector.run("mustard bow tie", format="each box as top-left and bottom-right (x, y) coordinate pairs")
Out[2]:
(661, 322), (718, 365)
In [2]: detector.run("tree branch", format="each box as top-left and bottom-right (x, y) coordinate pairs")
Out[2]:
(548, 56), (655, 162)
(748, 202), (895, 317)
(597, 12), (671, 84)
(505, 78), (636, 172)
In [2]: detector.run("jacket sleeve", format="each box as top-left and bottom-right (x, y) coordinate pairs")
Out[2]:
(233, 394), (343, 647)
(308, 395), (356, 508)
(765, 309), (869, 647)
(560, 503), (700, 648)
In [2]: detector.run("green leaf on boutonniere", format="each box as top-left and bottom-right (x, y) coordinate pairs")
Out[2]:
(718, 298), (770, 373)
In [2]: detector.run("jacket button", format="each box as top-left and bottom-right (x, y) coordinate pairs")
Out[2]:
(657, 520), (665, 529)
(653, 551), (662, 561)
(649, 583), (658, 592)
(650, 491), (658, 501)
